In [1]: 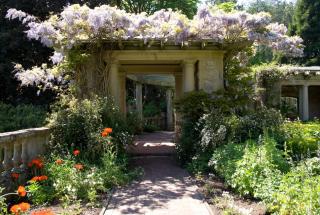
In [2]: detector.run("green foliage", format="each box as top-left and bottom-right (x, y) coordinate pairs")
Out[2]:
(175, 91), (213, 165)
(0, 102), (47, 132)
(143, 101), (161, 117)
(276, 121), (320, 160)
(175, 91), (213, 121)
(270, 158), (320, 215)
(210, 136), (289, 197)
(27, 150), (138, 206)
(290, 0), (320, 65)
(0, 187), (8, 215)
(48, 95), (134, 163)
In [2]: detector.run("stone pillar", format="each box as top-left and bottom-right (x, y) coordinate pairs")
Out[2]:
(302, 85), (309, 121)
(135, 82), (143, 119)
(119, 72), (126, 113)
(182, 60), (195, 92)
(109, 61), (120, 107)
(166, 88), (173, 130)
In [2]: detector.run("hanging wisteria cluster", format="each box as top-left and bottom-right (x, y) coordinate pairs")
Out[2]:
(6, 4), (304, 89)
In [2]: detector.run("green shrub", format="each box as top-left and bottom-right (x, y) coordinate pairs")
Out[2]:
(270, 158), (320, 214)
(48, 95), (134, 162)
(175, 91), (213, 165)
(277, 121), (320, 160)
(210, 136), (289, 197)
(0, 102), (47, 132)
(238, 107), (283, 141)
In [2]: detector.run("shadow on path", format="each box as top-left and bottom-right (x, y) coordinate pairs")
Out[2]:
(105, 156), (211, 215)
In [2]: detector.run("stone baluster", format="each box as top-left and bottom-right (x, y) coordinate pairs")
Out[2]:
(20, 139), (28, 170)
(2, 142), (13, 176)
(12, 139), (22, 172)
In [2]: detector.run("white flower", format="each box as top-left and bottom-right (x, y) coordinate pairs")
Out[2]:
(50, 52), (64, 64)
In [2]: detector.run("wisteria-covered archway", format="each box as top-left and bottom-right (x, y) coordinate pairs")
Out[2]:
(6, 4), (304, 94)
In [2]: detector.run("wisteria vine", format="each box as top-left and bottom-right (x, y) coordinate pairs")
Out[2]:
(6, 4), (304, 89)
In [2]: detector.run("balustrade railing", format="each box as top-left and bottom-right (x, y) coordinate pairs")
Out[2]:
(0, 127), (50, 177)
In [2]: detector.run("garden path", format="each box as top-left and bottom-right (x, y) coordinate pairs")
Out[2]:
(104, 132), (212, 215)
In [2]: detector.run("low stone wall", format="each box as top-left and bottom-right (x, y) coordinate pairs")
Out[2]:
(0, 127), (50, 178)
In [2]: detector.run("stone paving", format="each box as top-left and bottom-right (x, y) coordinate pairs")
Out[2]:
(104, 132), (212, 215)
(127, 131), (176, 155)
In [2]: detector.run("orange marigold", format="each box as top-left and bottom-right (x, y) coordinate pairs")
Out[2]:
(28, 158), (44, 169)
(31, 209), (55, 215)
(17, 186), (26, 197)
(73, 149), (80, 156)
(10, 202), (30, 214)
(38, 175), (48, 181)
(55, 159), (63, 165)
(11, 173), (20, 180)
(30, 176), (40, 182)
(30, 175), (48, 182)
(74, 163), (84, 170)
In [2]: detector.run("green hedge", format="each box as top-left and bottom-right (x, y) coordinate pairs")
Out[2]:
(0, 102), (47, 132)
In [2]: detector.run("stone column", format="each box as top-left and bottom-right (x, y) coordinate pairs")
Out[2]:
(166, 88), (173, 130)
(302, 85), (309, 121)
(119, 72), (126, 113)
(182, 60), (195, 92)
(109, 61), (120, 107)
(135, 82), (143, 119)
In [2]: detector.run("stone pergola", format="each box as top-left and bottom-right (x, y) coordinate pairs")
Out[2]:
(273, 67), (320, 121)
(84, 41), (225, 130)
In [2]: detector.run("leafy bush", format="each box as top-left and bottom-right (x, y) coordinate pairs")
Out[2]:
(48, 95), (134, 162)
(276, 121), (320, 160)
(270, 158), (320, 214)
(210, 136), (289, 197)
(0, 102), (47, 132)
(175, 91), (213, 165)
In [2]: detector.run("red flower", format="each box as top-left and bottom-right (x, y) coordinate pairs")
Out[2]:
(73, 150), (80, 156)
(11, 173), (20, 180)
(10, 202), (30, 214)
(74, 163), (84, 170)
(28, 158), (43, 169)
(101, 127), (112, 137)
(31, 209), (55, 215)
(17, 186), (26, 197)
(55, 159), (63, 165)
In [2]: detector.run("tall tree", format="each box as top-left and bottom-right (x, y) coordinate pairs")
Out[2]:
(290, 0), (320, 65)
(247, 0), (295, 65)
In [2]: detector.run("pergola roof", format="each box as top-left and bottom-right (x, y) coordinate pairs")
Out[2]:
(127, 74), (174, 87)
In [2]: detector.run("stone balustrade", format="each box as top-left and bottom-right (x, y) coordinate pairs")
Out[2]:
(0, 127), (50, 177)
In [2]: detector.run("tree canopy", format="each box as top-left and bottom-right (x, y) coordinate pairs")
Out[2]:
(290, 0), (320, 65)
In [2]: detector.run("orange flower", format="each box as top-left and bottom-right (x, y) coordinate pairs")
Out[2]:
(11, 173), (20, 180)
(30, 176), (40, 182)
(73, 150), (80, 156)
(101, 127), (112, 137)
(55, 159), (63, 165)
(31, 209), (55, 215)
(17, 186), (26, 197)
(30, 175), (48, 182)
(74, 163), (84, 170)
(38, 175), (48, 181)
(10, 202), (30, 214)
(28, 158), (44, 169)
